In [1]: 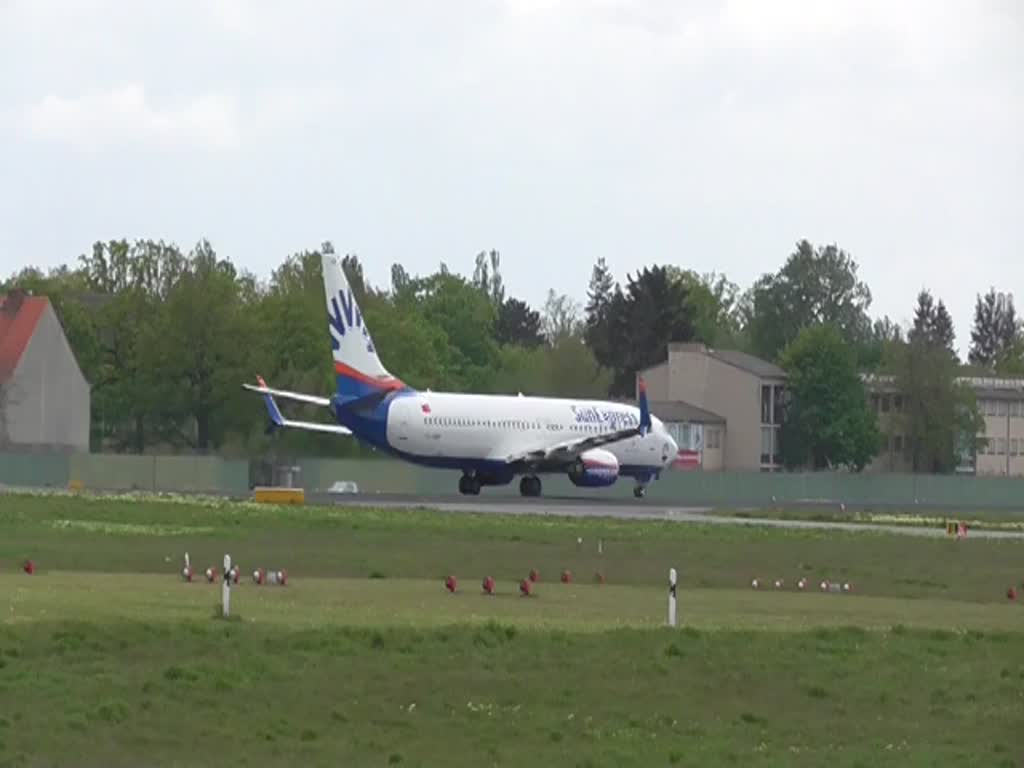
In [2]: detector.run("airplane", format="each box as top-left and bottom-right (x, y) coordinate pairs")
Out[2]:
(244, 253), (679, 498)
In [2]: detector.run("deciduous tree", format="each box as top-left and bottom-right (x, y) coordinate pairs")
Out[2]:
(745, 241), (872, 361)
(778, 325), (879, 471)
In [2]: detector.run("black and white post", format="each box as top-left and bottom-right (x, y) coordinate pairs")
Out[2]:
(668, 567), (677, 627)
(222, 554), (232, 618)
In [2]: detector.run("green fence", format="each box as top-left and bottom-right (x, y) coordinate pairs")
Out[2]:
(2, 451), (1022, 510)
(0, 453), (248, 495)
(294, 460), (1024, 509)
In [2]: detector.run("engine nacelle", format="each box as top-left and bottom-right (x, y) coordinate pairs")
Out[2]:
(568, 449), (620, 488)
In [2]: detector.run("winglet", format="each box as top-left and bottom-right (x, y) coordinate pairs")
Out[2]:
(638, 377), (651, 435)
(256, 375), (285, 432)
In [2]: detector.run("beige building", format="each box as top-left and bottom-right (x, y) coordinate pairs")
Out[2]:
(639, 343), (1024, 476)
(639, 343), (786, 471)
(869, 375), (1024, 476)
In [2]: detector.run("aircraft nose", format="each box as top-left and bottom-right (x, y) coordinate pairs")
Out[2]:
(664, 434), (678, 464)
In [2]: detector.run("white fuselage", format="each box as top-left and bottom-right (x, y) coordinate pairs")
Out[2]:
(384, 391), (677, 474)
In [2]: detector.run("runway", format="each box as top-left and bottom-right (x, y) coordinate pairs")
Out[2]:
(318, 492), (1024, 540)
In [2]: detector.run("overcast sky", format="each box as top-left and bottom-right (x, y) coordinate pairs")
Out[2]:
(1, 0), (1020, 355)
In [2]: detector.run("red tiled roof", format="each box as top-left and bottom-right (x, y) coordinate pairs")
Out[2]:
(0, 295), (48, 383)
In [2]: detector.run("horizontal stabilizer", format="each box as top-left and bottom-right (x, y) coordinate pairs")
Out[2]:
(242, 380), (331, 407)
(243, 376), (351, 436)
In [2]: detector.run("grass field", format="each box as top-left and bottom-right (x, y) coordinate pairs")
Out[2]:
(2, 491), (1023, 767)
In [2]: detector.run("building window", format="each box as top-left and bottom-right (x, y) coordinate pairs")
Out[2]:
(871, 394), (880, 412)
(761, 385), (772, 424)
(997, 401), (1008, 417)
(987, 400), (998, 417)
(1011, 401), (1021, 418)
(893, 395), (903, 412)
(706, 428), (721, 450)
(997, 438), (1006, 455)
(893, 435), (903, 454)
(760, 427), (773, 465)
(772, 386), (786, 425)
(881, 395), (891, 413)
(1011, 438), (1019, 457)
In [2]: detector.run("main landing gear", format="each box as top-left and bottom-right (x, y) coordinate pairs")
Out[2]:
(633, 484), (647, 499)
(458, 473), (481, 496)
(519, 475), (542, 498)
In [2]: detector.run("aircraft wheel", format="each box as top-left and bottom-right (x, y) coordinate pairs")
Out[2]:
(519, 476), (542, 497)
(459, 474), (481, 495)
(633, 484), (646, 499)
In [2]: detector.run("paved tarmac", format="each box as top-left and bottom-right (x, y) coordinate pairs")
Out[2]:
(316, 492), (1024, 540)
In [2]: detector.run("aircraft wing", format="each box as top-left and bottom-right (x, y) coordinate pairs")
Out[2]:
(503, 427), (643, 466)
(244, 376), (352, 436)
(502, 379), (652, 466)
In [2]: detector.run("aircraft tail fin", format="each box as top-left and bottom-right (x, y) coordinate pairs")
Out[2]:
(321, 252), (406, 400)
(638, 377), (651, 435)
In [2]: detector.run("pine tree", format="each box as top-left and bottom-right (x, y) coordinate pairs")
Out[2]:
(970, 289), (1019, 368)
(933, 300), (956, 355)
(909, 290), (956, 358)
(583, 258), (616, 369)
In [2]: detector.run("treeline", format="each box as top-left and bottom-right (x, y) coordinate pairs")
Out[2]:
(3, 238), (1021, 470)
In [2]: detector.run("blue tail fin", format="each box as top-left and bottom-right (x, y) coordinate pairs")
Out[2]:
(638, 377), (651, 435)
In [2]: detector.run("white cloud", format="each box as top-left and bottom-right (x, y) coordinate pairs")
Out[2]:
(22, 85), (238, 151)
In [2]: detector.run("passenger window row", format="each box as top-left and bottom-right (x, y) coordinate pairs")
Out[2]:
(422, 417), (610, 433)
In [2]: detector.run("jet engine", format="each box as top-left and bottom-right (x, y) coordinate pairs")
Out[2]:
(568, 448), (620, 488)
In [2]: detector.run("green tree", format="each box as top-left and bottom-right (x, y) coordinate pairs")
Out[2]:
(890, 292), (981, 473)
(541, 290), (583, 344)
(745, 241), (872, 361)
(672, 269), (742, 348)
(492, 338), (611, 399)
(778, 325), (880, 471)
(415, 271), (499, 391)
(584, 257), (617, 367)
(909, 289), (956, 356)
(147, 240), (255, 452)
(969, 289), (1020, 369)
(472, 249), (504, 307)
(78, 239), (185, 452)
(857, 316), (903, 372)
(604, 266), (695, 396)
(495, 297), (544, 348)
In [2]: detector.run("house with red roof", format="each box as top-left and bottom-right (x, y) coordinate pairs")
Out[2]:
(0, 289), (90, 452)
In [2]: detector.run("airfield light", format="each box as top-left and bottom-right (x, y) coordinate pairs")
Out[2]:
(668, 568), (677, 627)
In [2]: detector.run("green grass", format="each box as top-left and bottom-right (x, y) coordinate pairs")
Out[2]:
(3, 492), (1024, 602)
(2, 492), (1024, 767)
(1, 616), (1022, 767)
(4, 574), (1023, 634)
(714, 504), (1024, 531)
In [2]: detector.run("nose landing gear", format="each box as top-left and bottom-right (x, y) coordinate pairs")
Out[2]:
(633, 484), (647, 499)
